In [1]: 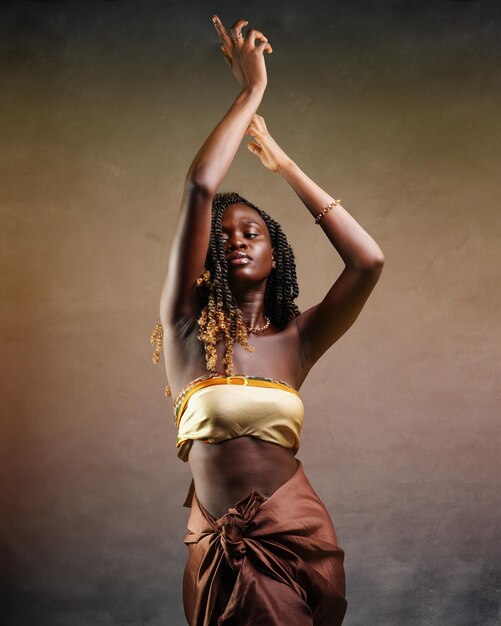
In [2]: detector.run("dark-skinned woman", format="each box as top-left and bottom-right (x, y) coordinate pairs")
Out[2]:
(151, 15), (384, 626)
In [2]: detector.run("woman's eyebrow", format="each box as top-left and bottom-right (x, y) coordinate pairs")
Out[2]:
(221, 220), (262, 231)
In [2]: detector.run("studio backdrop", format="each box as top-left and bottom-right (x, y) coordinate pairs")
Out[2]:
(1, 1), (499, 625)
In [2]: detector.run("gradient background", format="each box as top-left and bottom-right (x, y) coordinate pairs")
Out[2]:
(1, 1), (500, 625)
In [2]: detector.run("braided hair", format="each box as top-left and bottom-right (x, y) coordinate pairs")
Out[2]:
(196, 191), (300, 375)
(151, 191), (301, 394)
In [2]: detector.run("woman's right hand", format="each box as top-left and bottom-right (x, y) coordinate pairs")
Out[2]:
(246, 114), (290, 173)
(212, 15), (273, 92)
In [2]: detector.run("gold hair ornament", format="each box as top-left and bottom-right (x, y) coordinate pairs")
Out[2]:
(150, 322), (171, 397)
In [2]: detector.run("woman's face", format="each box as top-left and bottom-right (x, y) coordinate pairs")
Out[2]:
(221, 203), (275, 286)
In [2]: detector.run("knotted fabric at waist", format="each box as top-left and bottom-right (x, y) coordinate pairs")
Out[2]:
(182, 459), (347, 625)
(186, 491), (266, 573)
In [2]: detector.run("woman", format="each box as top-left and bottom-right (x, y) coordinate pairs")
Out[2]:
(151, 15), (384, 626)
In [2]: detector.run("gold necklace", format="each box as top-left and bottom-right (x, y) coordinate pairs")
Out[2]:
(245, 316), (271, 334)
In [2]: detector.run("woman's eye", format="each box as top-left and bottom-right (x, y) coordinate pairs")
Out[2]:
(221, 233), (258, 242)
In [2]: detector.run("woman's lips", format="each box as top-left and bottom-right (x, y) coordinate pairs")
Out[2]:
(228, 256), (252, 265)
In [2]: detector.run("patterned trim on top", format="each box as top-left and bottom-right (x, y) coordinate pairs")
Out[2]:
(172, 373), (300, 428)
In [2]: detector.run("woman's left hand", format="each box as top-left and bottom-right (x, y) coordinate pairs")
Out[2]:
(212, 15), (244, 85)
(212, 15), (272, 88)
(246, 115), (290, 173)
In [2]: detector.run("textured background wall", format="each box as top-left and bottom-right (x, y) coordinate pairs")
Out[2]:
(1, 1), (500, 624)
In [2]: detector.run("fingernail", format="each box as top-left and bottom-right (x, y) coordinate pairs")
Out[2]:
(212, 16), (217, 23)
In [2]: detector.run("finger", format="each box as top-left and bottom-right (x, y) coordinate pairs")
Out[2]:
(248, 121), (263, 139)
(230, 18), (249, 32)
(258, 42), (273, 55)
(246, 119), (258, 134)
(220, 45), (232, 61)
(212, 15), (234, 49)
(230, 18), (248, 45)
(221, 42), (234, 61)
(247, 141), (262, 156)
(245, 28), (269, 47)
(220, 46), (232, 67)
(259, 119), (269, 133)
(249, 117), (265, 131)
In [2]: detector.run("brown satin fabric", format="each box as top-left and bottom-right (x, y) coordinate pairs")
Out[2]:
(182, 459), (347, 625)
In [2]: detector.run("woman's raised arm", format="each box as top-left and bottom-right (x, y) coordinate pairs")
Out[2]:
(246, 114), (385, 370)
(160, 18), (272, 327)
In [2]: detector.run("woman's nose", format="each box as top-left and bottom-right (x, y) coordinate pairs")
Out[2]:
(227, 236), (247, 250)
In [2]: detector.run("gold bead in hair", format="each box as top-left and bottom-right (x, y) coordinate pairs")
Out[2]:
(150, 323), (172, 398)
(150, 323), (164, 364)
(196, 269), (211, 287)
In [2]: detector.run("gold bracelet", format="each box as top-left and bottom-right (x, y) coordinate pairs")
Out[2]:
(314, 199), (341, 225)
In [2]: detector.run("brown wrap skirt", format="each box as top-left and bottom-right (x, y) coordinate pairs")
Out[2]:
(182, 459), (347, 625)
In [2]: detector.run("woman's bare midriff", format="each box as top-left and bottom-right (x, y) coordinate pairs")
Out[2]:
(188, 436), (299, 519)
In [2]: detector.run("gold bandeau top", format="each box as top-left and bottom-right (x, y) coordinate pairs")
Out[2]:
(172, 374), (305, 462)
